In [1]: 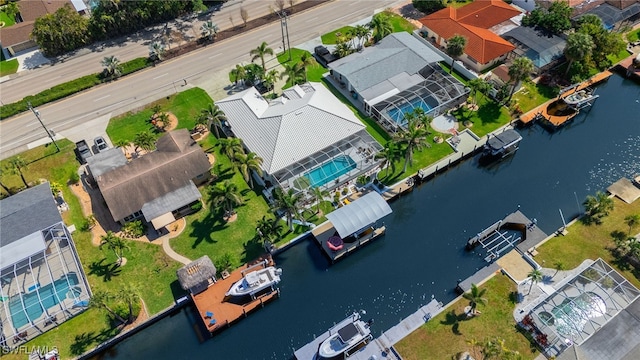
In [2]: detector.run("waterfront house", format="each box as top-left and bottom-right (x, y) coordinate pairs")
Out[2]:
(501, 26), (566, 71)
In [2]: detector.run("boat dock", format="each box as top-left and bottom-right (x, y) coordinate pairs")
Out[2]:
(615, 53), (640, 82)
(191, 256), (280, 335)
(417, 128), (483, 181)
(293, 313), (373, 360)
(312, 219), (386, 263)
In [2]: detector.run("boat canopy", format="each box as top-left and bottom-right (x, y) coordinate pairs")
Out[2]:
(486, 129), (522, 151)
(326, 192), (392, 238)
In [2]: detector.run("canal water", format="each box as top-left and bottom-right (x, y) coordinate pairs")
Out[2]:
(96, 75), (640, 360)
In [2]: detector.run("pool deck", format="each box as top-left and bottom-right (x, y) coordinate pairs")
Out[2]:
(191, 256), (280, 335)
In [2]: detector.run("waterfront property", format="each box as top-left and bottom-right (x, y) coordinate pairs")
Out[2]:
(85, 129), (211, 229)
(479, 128), (523, 164)
(215, 82), (382, 194)
(328, 32), (468, 133)
(501, 26), (566, 71)
(0, 182), (91, 348)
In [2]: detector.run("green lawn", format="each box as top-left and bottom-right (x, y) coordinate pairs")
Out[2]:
(395, 274), (537, 360)
(0, 10), (16, 27)
(0, 141), (183, 359)
(377, 139), (455, 185)
(106, 88), (212, 144)
(449, 0), (474, 8)
(627, 28), (640, 42)
(277, 48), (328, 88)
(512, 81), (559, 113)
(450, 94), (512, 138)
(536, 197), (640, 289)
(607, 48), (632, 65)
(0, 58), (18, 76)
(321, 25), (355, 44)
(383, 11), (417, 33)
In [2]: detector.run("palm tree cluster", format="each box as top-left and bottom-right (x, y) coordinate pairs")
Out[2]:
(256, 215), (284, 245)
(466, 337), (522, 360)
(90, 283), (141, 325)
(582, 191), (614, 225)
(369, 12), (393, 43)
(197, 103), (226, 138)
(100, 231), (130, 266)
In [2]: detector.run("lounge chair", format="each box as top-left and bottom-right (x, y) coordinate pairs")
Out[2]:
(209, 318), (217, 326)
(205, 311), (213, 319)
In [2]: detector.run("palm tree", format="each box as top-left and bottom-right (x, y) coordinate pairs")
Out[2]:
(310, 187), (329, 213)
(395, 115), (431, 173)
(507, 57), (534, 102)
(230, 64), (246, 86)
(113, 139), (130, 149)
(117, 283), (141, 324)
(583, 191), (614, 224)
(200, 20), (219, 41)
(250, 41), (274, 72)
(199, 103), (226, 138)
(375, 141), (402, 177)
(218, 137), (243, 161)
(100, 231), (130, 266)
(148, 41), (166, 62)
(334, 40), (353, 58)
(299, 52), (318, 82)
(564, 32), (594, 76)
(462, 283), (487, 312)
(264, 69), (279, 96)
(527, 268), (543, 294)
(445, 35), (467, 74)
(256, 215), (284, 244)
(89, 290), (127, 325)
(467, 77), (491, 106)
(0, 168), (14, 195)
(101, 55), (122, 79)
(352, 24), (371, 49)
(625, 214), (640, 236)
(553, 261), (566, 278)
(272, 187), (302, 231)
(280, 62), (305, 86)
(369, 13), (393, 43)
(5, 156), (29, 188)
(234, 151), (263, 188)
(133, 131), (155, 153)
(209, 180), (242, 217)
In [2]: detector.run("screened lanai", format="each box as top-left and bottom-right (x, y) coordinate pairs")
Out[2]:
(370, 64), (468, 132)
(272, 130), (382, 193)
(529, 259), (640, 354)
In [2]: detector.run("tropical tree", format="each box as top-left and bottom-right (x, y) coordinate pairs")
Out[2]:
(234, 151), (263, 188)
(209, 180), (242, 217)
(5, 156), (29, 188)
(99, 231), (130, 266)
(375, 141), (402, 177)
(507, 57), (534, 102)
(89, 290), (127, 325)
(0, 168), (14, 195)
(117, 283), (141, 324)
(299, 52), (318, 82)
(467, 77), (491, 106)
(334, 37), (353, 58)
(527, 268), (543, 294)
(218, 137), (243, 161)
(264, 69), (279, 96)
(272, 187), (302, 231)
(462, 283), (488, 312)
(352, 24), (371, 49)
(250, 41), (274, 72)
(243, 63), (265, 86)
(230, 64), (246, 86)
(564, 32), (594, 76)
(445, 35), (467, 74)
(521, 0), (572, 35)
(113, 139), (130, 149)
(578, 15), (625, 70)
(369, 12), (393, 43)
(412, 0), (445, 15)
(148, 41), (166, 62)
(199, 103), (226, 138)
(553, 261), (566, 278)
(200, 20), (219, 41)
(583, 191), (614, 225)
(310, 187), (329, 213)
(280, 62), (305, 86)
(625, 214), (640, 236)
(256, 215), (283, 244)
(32, 4), (89, 56)
(101, 55), (122, 79)
(395, 113), (431, 173)
(133, 131), (156, 153)
(3, 1), (20, 22)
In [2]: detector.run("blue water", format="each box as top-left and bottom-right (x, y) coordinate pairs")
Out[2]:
(98, 75), (640, 360)
(9, 273), (80, 329)
(552, 292), (606, 338)
(385, 97), (434, 125)
(304, 155), (357, 188)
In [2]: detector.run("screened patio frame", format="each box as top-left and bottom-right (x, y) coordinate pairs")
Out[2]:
(271, 130), (382, 194)
(529, 259), (640, 351)
(370, 64), (469, 133)
(0, 222), (91, 349)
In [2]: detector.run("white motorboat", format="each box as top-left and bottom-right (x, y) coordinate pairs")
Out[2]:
(562, 90), (598, 107)
(225, 266), (282, 297)
(317, 312), (373, 359)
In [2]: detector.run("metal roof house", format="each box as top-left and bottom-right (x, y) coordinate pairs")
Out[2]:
(0, 182), (91, 348)
(86, 129), (211, 229)
(216, 82), (382, 194)
(502, 26), (566, 70)
(328, 32), (468, 133)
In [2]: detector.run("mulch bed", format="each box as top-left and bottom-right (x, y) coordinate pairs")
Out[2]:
(164, 0), (330, 60)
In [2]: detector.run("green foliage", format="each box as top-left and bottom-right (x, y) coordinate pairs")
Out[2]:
(384, 11), (417, 33)
(0, 8), (17, 27)
(122, 220), (146, 238)
(412, 0), (445, 14)
(190, 201), (203, 212)
(69, 171), (80, 184)
(321, 26), (355, 44)
(120, 57), (152, 76)
(583, 191), (615, 225)
(577, 15), (626, 71)
(110, 300), (141, 324)
(32, 4), (89, 56)
(0, 58), (18, 77)
(627, 28), (640, 42)
(214, 252), (236, 272)
(369, 12), (393, 42)
(521, 1), (572, 35)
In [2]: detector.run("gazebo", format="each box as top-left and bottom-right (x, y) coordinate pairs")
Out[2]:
(176, 256), (217, 295)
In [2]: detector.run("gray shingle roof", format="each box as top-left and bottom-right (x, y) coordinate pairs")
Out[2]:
(0, 182), (61, 248)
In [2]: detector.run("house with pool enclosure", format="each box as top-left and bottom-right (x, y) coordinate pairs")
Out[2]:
(0, 182), (91, 348)
(327, 31), (468, 133)
(215, 82), (382, 195)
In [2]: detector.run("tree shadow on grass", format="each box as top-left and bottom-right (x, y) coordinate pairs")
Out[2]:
(242, 236), (267, 264)
(475, 102), (503, 126)
(70, 327), (119, 356)
(439, 309), (467, 335)
(188, 210), (225, 249)
(88, 259), (122, 282)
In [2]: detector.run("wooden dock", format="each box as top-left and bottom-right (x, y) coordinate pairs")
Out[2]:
(615, 54), (640, 81)
(312, 221), (386, 264)
(191, 256), (280, 335)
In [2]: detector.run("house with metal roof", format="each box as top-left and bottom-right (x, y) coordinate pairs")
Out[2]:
(86, 129), (211, 229)
(419, 0), (521, 72)
(216, 82), (382, 194)
(502, 26), (566, 70)
(576, 1), (640, 29)
(327, 32), (468, 133)
(0, 182), (91, 348)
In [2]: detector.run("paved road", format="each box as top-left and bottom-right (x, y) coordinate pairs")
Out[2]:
(0, 0), (398, 160)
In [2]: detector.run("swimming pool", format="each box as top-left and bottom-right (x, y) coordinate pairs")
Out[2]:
(548, 292), (606, 339)
(385, 97), (435, 125)
(9, 272), (80, 329)
(304, 155), (357, 188)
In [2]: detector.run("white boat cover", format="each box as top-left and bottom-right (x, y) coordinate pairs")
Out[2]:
(326, 192), (392, 238)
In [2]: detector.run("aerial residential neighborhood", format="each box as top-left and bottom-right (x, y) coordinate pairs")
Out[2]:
(0, 0), (639, 359)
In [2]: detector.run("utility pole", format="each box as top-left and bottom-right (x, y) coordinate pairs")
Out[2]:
(28, 102), (59, 152)
(275, 10), (291, 61)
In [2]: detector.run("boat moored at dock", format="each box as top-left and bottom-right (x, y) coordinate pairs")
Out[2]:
(480, 128), (522, 163)
(225, 266), (282, 297)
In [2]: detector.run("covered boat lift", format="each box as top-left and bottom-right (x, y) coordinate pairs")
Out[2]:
(312, 192), (392, 263)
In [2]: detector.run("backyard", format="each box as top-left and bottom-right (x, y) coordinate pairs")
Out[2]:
(512, 81), (559, 113)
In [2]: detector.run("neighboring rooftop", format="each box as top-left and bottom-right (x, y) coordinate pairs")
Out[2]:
(578, 2), (640, 29)
(0, 1), (70, 48)
(502, 26), (565, 68)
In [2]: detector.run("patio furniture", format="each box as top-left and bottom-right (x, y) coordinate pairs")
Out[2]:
(209, 318), (217, 326)
(205, 311), (213, 319)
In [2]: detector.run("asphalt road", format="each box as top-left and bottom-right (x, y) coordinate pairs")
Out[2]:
(0, 0), (398, 160)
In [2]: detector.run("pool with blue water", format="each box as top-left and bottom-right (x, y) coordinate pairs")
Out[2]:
(304, 155), (357, 188)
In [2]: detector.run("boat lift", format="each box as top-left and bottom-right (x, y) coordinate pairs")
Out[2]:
(479, 229), (522, 262)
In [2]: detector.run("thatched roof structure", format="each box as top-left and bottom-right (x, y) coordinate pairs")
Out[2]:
(176, 256), (217, 294)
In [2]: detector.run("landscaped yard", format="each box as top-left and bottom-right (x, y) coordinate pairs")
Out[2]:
(0, 58), (19, 77)
(321, 25), (355, 44)
(513, 81), (559, 113)
(383, 11), (417, 33)
(627, 28), (640, 42)
(395, 274), (538, 360)
(277, 48), (328, 86)
(0, 10), (16, 27)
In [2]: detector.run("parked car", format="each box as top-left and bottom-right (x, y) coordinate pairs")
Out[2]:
(75, 140), (93, 164)
(314, 45), (337, 66)
(94, 136), (108, 153)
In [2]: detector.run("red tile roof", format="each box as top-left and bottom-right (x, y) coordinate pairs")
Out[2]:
(419, 0), (520, 64)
